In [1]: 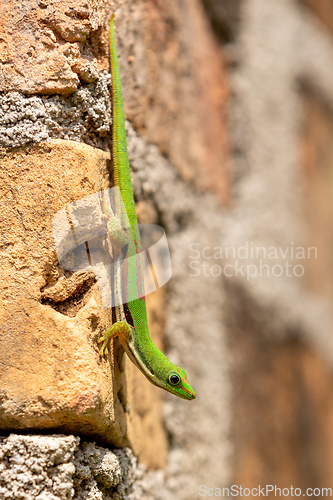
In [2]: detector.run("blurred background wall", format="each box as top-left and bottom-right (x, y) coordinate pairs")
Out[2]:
(219, 0), (333, 492)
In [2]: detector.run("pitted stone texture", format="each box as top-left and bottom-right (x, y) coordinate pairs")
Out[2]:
(0, 72), (111, 149)
(73, 441), (171, 500)
(0, 0), (109, 95)
(0, 434), (78, 500)
(0, 435), (168, 500)
(0, 140), (128, 446)
(74, 442), (138, 499)
(0, 138), (168, 465)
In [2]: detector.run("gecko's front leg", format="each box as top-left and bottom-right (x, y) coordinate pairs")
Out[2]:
(98, 321), (132, 357)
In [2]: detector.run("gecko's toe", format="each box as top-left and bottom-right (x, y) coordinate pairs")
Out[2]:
(98, 335), (108, 357)
(99, 345), (108, 357)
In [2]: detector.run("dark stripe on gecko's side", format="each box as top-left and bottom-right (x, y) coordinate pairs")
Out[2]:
(123, 303), (134, 327)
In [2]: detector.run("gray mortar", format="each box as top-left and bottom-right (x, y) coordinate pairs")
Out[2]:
(0, 434), (171, 500)
(0, 434), (78, 500)
(0, 72), (111, 150)
(73, 441), (145, 500)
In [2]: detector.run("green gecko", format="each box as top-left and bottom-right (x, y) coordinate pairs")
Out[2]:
(98, 14), (196, 401)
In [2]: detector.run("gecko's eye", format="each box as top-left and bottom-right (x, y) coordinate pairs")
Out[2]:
(168, 372), (181, 386)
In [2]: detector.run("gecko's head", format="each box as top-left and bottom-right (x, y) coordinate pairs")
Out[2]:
(154, 364), (196, 400)
(125, 328), (196, 400)
(165, 367), (196, 400)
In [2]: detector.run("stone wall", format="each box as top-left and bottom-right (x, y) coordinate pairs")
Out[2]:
(0, 0), (333, 499)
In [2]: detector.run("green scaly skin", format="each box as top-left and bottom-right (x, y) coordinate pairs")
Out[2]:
(98, 14), (196, 401)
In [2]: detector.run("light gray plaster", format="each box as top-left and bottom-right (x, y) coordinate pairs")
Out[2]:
(0, 72), (111, 150)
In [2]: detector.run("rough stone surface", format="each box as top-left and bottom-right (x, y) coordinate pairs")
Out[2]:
(0, 0), (230, 200)
(0, 73), (111, 149)
(0, 434), (78, 500)
(0, 0), (232, 490)
(0, 0), (111, 95)
(0, 434), (167, 500)
(73, 440), (141, 500)
(0, 140), (130, 445)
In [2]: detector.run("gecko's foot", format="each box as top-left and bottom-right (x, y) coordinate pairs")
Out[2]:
(98, 335), (109, 357)
(98, 328), (116, 357)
